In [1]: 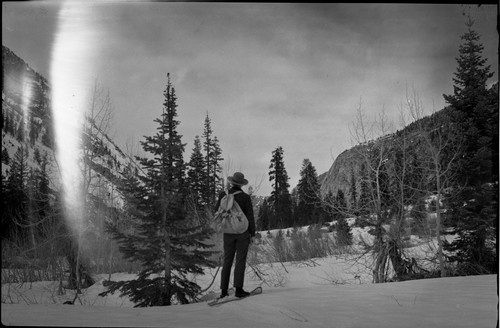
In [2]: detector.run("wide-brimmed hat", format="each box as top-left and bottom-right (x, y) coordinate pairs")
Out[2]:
(227, 172), (248, 186)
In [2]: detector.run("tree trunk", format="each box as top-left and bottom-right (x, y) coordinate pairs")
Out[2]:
(164, 235), (172, 305)
(388, 239), (407, 279)
(29, 224), (37, 257)
(161, 180), (172, 305)
(435, 192), (445, 277)
(75, 233), (82, 294)
(373, 249), (388, 283)
(373, 223), (388, 283)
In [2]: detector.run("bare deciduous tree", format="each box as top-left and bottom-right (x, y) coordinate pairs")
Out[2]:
(69, 78), (114, 292)
(403, 86), (463, 277)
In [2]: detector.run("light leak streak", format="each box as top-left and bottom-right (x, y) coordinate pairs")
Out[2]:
(50, 2), (99, 236)
(21, 75), (33, 142)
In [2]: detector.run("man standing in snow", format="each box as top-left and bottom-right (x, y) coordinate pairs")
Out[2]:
(215, 172), (256, 298)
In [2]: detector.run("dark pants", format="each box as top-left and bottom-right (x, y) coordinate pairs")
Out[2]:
(220, 232), (251, 290)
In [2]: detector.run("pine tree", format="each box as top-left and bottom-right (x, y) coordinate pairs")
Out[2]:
(442, 18), (498, 275)
(349, 168), (358, 216)
(333, 189), (348, 220)
(336, 216), (352, 246)
(34, 147), (42, 165)
(101, 74), (216, 306)
(269, 146), (292, 228)
(15, 117), (25, 142)
(2, 146), (29, 242)
(187, 136), (205, 209)
(211, 136), (223, 193)
(257, 198), (271, 231)
(296, 159), (322, 226)
(36, 153), (50, 222)
(201, 113), (223, 208)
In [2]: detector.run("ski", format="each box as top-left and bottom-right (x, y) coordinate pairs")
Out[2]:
(207, 287), (262, 306)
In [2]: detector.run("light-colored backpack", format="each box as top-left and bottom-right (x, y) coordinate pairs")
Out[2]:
(214, 191), (248, 234)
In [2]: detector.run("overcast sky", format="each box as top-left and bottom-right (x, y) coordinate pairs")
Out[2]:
(2, 2), (498, 196)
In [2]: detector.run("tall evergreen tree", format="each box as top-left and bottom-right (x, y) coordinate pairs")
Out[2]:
(101, 74), (216, 306)
(296, 159), (322, 226)
(269, 146), (292, 228)
(442, 18), (498, 275)
(201, 113), (223, 208)
(211, 136), (223, 192)
(187, 136), (205, 209)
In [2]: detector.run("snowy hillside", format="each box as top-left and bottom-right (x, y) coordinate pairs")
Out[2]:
(2, 44), (141, 211)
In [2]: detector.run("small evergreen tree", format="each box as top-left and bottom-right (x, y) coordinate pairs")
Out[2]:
(15, 117), (25, 142)
(336, 216), (352, 246)
(257, 198), (271, 231)
(349, 168), (358, 216)
(331, 189), (348, 220)
(34, 147), (42, 166)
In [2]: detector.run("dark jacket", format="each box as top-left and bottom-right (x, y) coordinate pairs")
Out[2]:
(215, 186), (255, 237)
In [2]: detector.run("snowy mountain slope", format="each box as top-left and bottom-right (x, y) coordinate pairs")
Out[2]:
(1, 274), (497, 327)
(2, 45), (141, 211)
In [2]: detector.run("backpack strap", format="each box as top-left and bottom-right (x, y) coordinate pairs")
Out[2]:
(219, 191), (242, 211)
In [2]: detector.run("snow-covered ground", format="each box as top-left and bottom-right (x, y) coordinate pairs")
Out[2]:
(2, 223), (496, 327)
(2, 273), (497, 327)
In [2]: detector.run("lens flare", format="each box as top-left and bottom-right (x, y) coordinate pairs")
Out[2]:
(50, 2), (99, 236)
